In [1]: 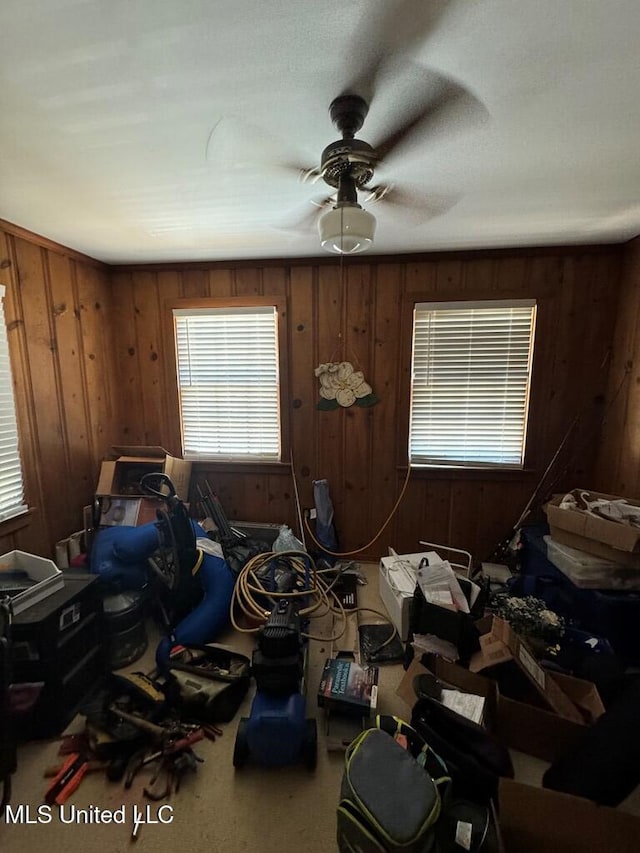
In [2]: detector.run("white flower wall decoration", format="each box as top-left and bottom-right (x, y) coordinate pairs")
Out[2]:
(314, 361), (378, 410)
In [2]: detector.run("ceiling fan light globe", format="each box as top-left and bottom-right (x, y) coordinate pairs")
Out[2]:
(318, 205), (376, 255)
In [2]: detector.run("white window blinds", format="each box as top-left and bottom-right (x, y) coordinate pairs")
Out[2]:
(409, 300), (537, 468)
(0, 285), (27, 521)
(173, 306), (281, 461)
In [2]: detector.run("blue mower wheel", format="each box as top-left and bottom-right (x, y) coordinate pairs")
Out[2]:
(233, 717), (250, 769)
(302, 718), (317, 771)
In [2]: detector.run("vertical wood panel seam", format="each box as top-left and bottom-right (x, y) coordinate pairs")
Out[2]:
(340, 262), (348, 511)
(152, 270), (172, 443)
(312, 265), (320, 484)
(42, 250), (72, 475)
(366, 264), (375, 548)
(8, 235), (45, 511)
(69, 258), (96, 469)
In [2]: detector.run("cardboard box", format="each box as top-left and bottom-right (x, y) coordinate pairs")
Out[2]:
(496, 670), (604, 762)
(0, 550), (64, 615)
(545, 491), (640, 564)
(399, 654), (604, 764)
(498, 779), (640, 853)
(469, 616), (584, 724)
(96, 445), (192, 500)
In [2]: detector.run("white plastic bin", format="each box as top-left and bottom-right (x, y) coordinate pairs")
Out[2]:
(0, 550), (64, 614)
(544, 536), (640, 590)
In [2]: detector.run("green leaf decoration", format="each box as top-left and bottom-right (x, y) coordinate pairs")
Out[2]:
(317, 397), (339, 410)
(355, 393), (379, 407)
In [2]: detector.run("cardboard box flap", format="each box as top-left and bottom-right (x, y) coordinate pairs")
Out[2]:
(551, 671), (605, 723)
(112, 445), (174, 460)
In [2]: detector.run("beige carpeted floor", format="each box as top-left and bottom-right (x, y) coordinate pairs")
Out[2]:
(1, 562), (415, 852)
(2, 562), (639, 852)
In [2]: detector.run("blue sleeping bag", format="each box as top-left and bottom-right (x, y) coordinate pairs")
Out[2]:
(89, 521), (235, 668)
(155, 541), (236, 668)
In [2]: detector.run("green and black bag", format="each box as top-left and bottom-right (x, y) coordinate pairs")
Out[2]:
(337, 715), (451, 852)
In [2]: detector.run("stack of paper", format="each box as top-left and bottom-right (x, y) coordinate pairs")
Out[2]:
(417, 557), (481, 613)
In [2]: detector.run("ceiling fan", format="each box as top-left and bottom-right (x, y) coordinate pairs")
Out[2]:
(279, 0), (489, 254)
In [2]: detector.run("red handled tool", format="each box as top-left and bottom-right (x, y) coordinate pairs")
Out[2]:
(44, 752), (89, 804)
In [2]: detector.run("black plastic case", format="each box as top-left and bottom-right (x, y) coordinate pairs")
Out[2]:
(11, 573), (106, 738)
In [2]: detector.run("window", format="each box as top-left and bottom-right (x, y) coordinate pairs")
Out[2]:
(0, 285), (27, 521)
(409, 299), (537, 468)
(172, 303), (281, 461)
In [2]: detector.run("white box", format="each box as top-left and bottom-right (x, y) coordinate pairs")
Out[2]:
(0, 550), (64, 615)
(379, 551), (435, 641)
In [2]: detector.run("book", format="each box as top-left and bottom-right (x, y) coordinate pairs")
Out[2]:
(317, 657), (379, 717)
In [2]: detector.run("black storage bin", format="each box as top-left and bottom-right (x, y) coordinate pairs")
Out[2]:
(11, 573), (107, 739)
(409, 576), (482, 664)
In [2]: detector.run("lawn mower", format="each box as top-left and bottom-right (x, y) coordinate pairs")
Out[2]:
(232, 554), (318, 771)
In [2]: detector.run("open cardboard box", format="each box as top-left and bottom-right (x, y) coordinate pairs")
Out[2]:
(96, 445), (192, 500)
(498, 779), (640, 853)
(469, 616), (585, 724)
(397, 652), (604, 764)
(396, 657), (632, 849)
(545, 490), (640, 567)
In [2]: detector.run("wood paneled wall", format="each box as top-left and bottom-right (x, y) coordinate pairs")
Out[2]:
(110, 247), (623, 562)
(0, 221), (120, 558)
(594, 236), (640, 496)
(0, 217), (628, 565)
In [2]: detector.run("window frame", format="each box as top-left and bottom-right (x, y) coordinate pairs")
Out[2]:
(163, 296), (290, 465)
(406, 297), (537, 471)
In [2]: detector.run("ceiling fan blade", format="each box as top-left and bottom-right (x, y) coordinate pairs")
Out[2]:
(341, 0), (452, 103)
(372, 69), (489, 163)
(273, 195), (334, 233)
(363, 183), (460, 225)
(274, 162), (327, 185)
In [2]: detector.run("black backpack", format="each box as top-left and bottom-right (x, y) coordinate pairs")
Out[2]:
(337, 716), (451, 853)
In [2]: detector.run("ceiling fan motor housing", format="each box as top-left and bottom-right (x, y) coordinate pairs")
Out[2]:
(320, 138), (376, 189)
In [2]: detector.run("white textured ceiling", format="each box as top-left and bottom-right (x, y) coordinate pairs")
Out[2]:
(1, 0), (639, 264)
